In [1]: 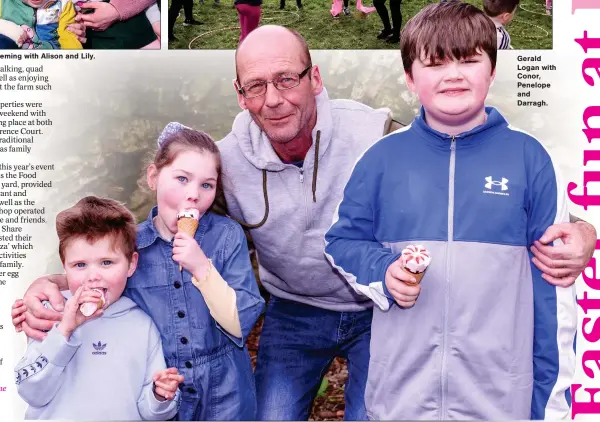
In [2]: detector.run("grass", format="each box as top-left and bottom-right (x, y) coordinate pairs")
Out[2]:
(168, 0), (553, 50)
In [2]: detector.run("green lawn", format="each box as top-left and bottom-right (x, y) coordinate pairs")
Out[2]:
(168, 0), (553, 50)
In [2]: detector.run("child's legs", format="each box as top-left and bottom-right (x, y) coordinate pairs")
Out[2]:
(177, 395), (202, 421)
(168, 0), (183, 33)
(236, 4), (261, 43)
(182, 0), (194, 20)
(245, 6), (261, 37)
(389, 0), (402, 32)
(373, 0), (391, 29)
(177, 347), (256, 421)
(168, 0), (194, 33)
(235, 5), (248, 42)
(344, 0), (349, 7)
(215, 349), (257, 420)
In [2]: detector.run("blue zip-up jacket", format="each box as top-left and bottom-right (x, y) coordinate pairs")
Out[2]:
(324, 107), (577, 420)
(125, 208), (264, 420)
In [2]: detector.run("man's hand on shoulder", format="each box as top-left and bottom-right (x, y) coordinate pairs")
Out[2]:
(19, 274), (68, 340)
(531, 220), (597, 288)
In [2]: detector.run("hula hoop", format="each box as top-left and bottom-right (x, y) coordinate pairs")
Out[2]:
(511, 17), (549, 41)
(187, 9), (301, 49)
(519, 2), (552, 17)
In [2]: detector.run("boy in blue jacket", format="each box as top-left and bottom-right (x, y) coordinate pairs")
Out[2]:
(324, 1), (576, 420)
(15, 197), (182, 420)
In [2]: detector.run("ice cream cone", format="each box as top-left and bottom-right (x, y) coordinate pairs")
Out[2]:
(178, 217), (199, 238)
(400, 245), (431, 286)
(399, 267), (425, 285)
(79, 289), (106, 317)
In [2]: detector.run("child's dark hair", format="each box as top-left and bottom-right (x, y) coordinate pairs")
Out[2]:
(400, 1), (497, 76)
(483, 0), (520, 17)
(56, 196), (137, 263)
(151, 123), (222, 205)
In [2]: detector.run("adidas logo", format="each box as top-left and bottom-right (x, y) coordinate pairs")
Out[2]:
(92, 341), (107, 355)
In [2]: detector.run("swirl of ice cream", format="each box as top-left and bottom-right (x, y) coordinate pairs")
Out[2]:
(401, 245), (431, 274)
(177, 208), (200, 220)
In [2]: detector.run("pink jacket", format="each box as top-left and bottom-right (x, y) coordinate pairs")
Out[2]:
(111, 0), (155, 21)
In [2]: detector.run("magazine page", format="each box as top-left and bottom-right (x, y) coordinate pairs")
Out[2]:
(0, 0), (599, 420)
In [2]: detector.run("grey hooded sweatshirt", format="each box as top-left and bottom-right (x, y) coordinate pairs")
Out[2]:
(218, 88), (392, 312)
(16, 295), (180, 420)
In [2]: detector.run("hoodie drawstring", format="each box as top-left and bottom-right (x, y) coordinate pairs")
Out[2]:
(233, 130), (321, 230)
(235, 169), (269, 230)
(312, 130), (320, 203)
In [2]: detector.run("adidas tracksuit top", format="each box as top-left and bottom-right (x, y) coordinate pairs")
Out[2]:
(15, 296), (180, 420)
(324, 107), (577, 420)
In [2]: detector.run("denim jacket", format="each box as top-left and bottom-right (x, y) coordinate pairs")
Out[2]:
(124, 207), (264, 420)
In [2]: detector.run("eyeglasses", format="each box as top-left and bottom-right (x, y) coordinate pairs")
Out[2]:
(236, 65), (313, 99)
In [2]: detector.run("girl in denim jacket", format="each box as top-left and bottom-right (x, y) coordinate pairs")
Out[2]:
(126, 122), (265, 420)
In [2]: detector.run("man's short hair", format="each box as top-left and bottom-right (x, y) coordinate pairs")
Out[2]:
(400, 1), (497, 76)
(483, 0), (520, 17)
(235, 26), (312, 82)
(56, 196), (137, 263)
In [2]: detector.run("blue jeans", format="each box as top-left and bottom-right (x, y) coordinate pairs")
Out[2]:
(254, 296), (372, 420)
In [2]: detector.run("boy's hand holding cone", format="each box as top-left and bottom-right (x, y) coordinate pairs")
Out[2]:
(399, 245), (431, 286)
(385, 245), (431, 308)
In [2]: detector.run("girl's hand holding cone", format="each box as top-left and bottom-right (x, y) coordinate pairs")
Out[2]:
(176, 209), (200, 270)
(172, 231), (211, 279)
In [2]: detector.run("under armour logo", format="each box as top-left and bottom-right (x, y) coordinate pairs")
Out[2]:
(92, 341), (107, 355)
(485, 176), (509, 191)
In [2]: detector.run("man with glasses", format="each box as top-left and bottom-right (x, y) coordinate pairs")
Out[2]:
(218, 25), (398, 421)
(216, 25), (597, 420)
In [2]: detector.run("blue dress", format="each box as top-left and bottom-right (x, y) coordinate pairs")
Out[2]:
(124, 207), (265, 420)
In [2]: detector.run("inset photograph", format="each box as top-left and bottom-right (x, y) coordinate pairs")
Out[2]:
(168, 0), (552, 49)
(0, 0), (161, 49)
